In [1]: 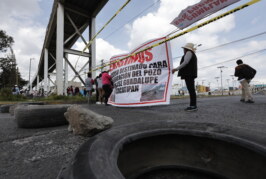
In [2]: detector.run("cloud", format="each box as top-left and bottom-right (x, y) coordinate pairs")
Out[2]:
(126, 0), (199, 49)
(0, 0), (40, 19)
(1, 0), (265, 88)
(64, 39), (127, 80)
(124, 0), (266, 87)
(0, 0), (44, 80)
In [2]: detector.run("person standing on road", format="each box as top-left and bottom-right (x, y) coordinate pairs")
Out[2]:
(94, 75), (99, 104)
(234, 59), (256, 103)
(172, 43), (198, 112)
(102, 70), (112, 106)
(85, 72), (94, 103)
(96, 73), (104, 104)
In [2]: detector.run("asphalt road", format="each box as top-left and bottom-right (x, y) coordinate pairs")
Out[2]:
(0, 95), (266, 179)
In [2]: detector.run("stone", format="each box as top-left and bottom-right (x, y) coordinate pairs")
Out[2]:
(64, 105), (113, 136)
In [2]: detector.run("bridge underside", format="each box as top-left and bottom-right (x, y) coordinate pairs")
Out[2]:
(31, 0), (108, 95)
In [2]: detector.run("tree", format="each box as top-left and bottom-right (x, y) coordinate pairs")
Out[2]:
(0, 30), (14, 52)
(0, 30), (27, 89)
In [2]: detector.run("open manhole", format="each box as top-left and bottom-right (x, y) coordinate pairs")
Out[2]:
(58, 121), (266, 179)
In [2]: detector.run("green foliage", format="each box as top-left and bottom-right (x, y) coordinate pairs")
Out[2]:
(0, 88), (27, 101)
(0, 30), (27, 88)
(0, 30), (14, 52)
(40, 94), (88, 102)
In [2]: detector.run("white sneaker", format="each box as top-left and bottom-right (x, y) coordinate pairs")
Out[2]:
(96, 102), (101, 104)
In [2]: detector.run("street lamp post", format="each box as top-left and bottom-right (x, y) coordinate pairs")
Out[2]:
(202, 80), (205, 86)
(29, 58), (34, 93)
(100, 59), (104, 73)
(217, 66), (226, 95)
(230, 75), (235, 89)
(215, 77), (220, 91)
(226, 79), (230, 90)
(230, 75), (235, 95)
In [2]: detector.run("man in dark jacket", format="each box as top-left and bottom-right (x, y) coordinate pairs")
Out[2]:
(172, 43), (198, 112)
(234, 59), (256, 103)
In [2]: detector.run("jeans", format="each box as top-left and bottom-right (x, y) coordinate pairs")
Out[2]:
(102, 84), (112, 104)
(184, 77), (197, 107)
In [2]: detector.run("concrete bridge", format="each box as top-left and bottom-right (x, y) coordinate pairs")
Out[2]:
(28, 0), (109, 95)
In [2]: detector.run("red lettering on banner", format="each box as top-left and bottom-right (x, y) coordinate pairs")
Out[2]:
(203, 6), (211, 11)
(214, 0), (220, 6)
(220, 0), (228, 3)
(196, 8), (205, 16)
(145, 49), (153, 62)
(110, 49), (154, 71)
(138, 52), (145, 63)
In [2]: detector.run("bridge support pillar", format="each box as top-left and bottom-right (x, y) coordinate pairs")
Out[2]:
(89, 17), (96, 79)
(37, 75), (39, 91)
(44, 48), (48, 94)
(56, 3), (64, 95)
(64, 54), (68, 95)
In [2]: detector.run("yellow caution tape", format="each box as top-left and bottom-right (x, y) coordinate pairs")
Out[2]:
(91, 0), (261, 72)
(82, 0), (132, 53)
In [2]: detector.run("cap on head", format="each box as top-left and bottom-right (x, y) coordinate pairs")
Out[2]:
(236, 59), (243, 65)
(182, 43), (196, 52)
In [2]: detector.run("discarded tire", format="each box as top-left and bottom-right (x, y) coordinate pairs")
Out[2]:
(58, 121), (266, 179)
(15, 104), (71, 128)
(9, 102), (46, 116)
(0, 104), (13, 113)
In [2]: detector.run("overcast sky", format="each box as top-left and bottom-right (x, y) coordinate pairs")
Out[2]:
(1, 0), (266, 89)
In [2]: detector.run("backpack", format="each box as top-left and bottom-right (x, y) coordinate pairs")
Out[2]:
(12, 87), (16, 92)
(243, 64), (256, 80)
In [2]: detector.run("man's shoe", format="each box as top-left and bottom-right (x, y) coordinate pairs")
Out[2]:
(185, 106), (198, 112)
(245, 100), (254, 103)
(240, 99), (245, 102)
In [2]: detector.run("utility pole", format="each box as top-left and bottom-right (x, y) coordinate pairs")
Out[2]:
(215, 77), (220, 90)
(217, 66), (227, 95)
(29, 58), (34, 93)
(100, 59), (104, 73)
(16, 67), (18, 85)
(9, 46), (18, 85)
(230, 75), (235, 90)
(202, 80), (205, 86)
(226, 79), (230, 90)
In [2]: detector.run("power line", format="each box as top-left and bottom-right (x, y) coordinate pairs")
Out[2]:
(199, 48), (266, 70)
(75, 0), (161, 74)
(103, 0), (161, 40)
(172, 31), (266, 60)
(82, 0), (132, 52)
(200, 31), (266, 52)
(95, 31), (266, 72)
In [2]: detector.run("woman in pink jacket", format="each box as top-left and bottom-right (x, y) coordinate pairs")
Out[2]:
(101, 71), (112, 106)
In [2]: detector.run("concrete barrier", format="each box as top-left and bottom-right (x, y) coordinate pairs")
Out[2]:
(15, 104), (72, 128)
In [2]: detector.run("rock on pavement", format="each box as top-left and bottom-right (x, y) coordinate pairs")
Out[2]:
(64, 105), (114, 136)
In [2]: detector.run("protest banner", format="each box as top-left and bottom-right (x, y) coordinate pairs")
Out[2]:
(108, 37), (173, 107)
(171, 0), (240, 29)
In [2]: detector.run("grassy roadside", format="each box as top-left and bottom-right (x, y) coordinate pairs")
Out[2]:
(1, 94), (241, 105)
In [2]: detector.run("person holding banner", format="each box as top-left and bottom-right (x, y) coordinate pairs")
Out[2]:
(102, 70), (113, 106)
(172, 43), (198, 112)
